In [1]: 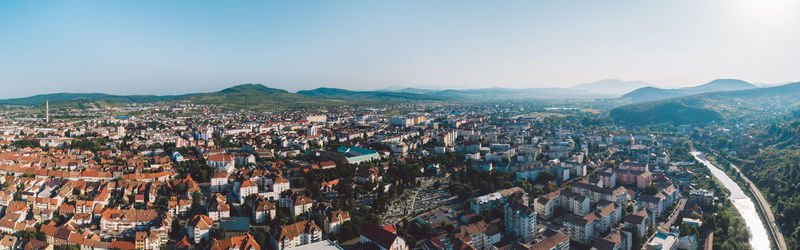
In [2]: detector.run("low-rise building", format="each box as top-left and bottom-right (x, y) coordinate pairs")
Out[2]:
(270, 220), (323, 250)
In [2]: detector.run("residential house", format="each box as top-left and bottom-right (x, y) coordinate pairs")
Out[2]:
(270, 220), (322, 250)
(360, 223), (408, 250)
(451, 221), (502, 250)
(186, 215), (213, 244)
(252, 200), (276, 224)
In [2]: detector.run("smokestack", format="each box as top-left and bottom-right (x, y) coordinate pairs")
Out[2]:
(46, 100), (49, 124)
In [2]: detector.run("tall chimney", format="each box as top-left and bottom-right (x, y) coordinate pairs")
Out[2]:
(46, 100), (49, 124)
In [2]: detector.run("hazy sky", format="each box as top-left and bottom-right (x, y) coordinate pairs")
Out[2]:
(1, 0), (799, 98)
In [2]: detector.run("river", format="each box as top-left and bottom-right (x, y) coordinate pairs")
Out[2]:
(691, 151), (771, 249)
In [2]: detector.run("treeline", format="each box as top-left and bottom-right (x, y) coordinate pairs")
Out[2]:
(11, 139), (40, 149)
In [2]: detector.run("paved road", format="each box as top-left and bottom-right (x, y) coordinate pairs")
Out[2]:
(643, 198), (687, 245)
(730, 163), (787, 250)
(659, 198), (687, 229)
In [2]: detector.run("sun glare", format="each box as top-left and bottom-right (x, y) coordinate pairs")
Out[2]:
(736, 0), (798, 26)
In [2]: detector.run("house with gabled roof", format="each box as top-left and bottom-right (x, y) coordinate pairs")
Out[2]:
(270, 220), (322, 250)
(211, 233), (261, 250)
(186, 214), (213, 244)
(360, 223), (408, 250)
(252, 199), (276, 224)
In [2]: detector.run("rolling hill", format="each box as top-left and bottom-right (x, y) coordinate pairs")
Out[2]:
(297, 88), (448, 102)
(0, 93), (179, 106)
(0, 78), (654, 109)
(178, 84), (343, 109)
(610, 82), (800, 125)
(0, 84), (448, 110)
(619, 79), (758, 103)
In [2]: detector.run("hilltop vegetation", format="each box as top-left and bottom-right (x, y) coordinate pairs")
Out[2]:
(619, 79), (757, 103)
(0, 93), (179, 106)
(610, 82), (800, 126)
(609, 101), (722, 126)
(0, 84), (446, 111)
(178, 84), (345, 110)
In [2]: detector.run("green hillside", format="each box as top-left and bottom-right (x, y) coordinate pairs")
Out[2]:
(0, 84), (445, 111)
(610, 82), (800, 125)
(619, 79), (758, 103)
(609, 101), (722, 126)
(0, 93), (179, 106)
(178, 84), (343, 109)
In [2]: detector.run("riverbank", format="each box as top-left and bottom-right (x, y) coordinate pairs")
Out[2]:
(692, 151), (773, 249)
(727, 162), (787, 250)
(697, 150), (787, 250)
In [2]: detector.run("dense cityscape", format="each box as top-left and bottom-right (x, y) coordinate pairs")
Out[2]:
(0, 96), (763, 250)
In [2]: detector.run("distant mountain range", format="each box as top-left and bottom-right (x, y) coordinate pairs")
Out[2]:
(297, 87), (446, 102)
(2, 78), (792, 115)
(610, 81), (800, 126)
(0, 93), (181, 106)
(0, 79), (654, 109)
(0, 84), (449, 110)
(384, 79), (653, 98)
(570, 79), (653, 96)
(406, 87), (601, 100)
(618, 79), (758, 103)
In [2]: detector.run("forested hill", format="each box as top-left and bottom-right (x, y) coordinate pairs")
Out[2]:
(0, 84), (446, 110)
(618, 79), (757, 103)
(0, 93), (180, 106)
(609, 82), (800, 126)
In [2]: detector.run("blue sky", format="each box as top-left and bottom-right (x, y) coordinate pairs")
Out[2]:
(1, 0), (799, 98)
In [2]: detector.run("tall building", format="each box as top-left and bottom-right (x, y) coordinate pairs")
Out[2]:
(117, 126), (126, 138)
(505, 198), (537, 242)
(307, 125), (318, 137)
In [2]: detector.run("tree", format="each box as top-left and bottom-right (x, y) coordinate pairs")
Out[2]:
(533, 171), (554, 185)
(12, 140), (40, 149)
(679, 222), (698, 236)
(518, 178), (533, 193)
(192, 191), (203, 206)
(175, 183), (187, 194)
(339, 221), (361, 241)
(375, 182), (387, 213)
(55, 245), (80, 250)
(336, 179), (355, 209)
(14, 230), (45, 241)
(216, 227), (227, 239)
(642, 184), (659, 196)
